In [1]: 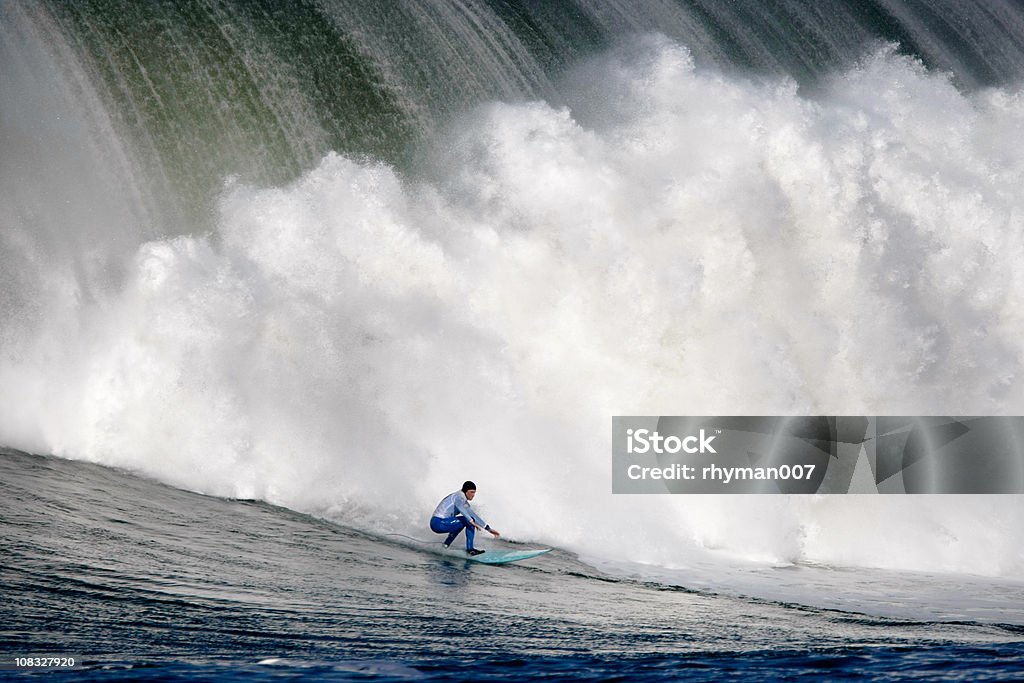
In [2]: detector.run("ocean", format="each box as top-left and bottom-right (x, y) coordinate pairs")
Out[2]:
(3, 1), (1024, 679)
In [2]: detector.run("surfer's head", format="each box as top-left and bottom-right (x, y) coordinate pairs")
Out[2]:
(462, 481), (476, 499)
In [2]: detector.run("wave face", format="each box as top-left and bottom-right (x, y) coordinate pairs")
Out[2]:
(3, 0), (1024, 591)
(5, 448), (1022, 679)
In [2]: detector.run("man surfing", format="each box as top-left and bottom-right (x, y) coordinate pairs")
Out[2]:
(430, 481), (500, 556)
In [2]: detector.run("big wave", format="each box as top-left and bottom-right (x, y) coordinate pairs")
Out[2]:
(2, 36), (1023, 579)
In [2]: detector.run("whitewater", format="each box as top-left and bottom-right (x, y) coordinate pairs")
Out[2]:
(3, 0), (1024, 678)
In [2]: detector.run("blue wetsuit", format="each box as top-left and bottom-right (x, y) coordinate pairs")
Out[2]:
(430, 490), (488, 550)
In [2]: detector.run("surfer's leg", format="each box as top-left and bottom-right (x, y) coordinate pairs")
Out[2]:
(447, 515), (474, 549)
(444, 526), (463, 547)
(430, 516), (467, 548)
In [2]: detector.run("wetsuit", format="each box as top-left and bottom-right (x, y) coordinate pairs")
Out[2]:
(430, 490), (489, 550)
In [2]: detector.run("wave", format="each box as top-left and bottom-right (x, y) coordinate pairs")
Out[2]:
(3, 26), (1024, 583)
(7, 446), (1022, 683)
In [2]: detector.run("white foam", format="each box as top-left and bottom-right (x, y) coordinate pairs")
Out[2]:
(3, 37), (1024, 581)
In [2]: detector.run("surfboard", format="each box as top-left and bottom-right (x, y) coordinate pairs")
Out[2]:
(449, 548), (551, 564)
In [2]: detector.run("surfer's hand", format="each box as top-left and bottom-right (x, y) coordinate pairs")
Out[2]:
(489, 528), (500, 537)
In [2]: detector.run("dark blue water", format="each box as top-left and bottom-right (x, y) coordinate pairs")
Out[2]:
(3, 449), (1022, 680)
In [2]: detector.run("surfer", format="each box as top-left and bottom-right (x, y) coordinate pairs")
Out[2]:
(430, 481), (500, 556)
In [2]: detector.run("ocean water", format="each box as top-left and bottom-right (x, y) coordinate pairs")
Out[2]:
(3, 1), (1024, 679)
(4, 448), (1023, 681)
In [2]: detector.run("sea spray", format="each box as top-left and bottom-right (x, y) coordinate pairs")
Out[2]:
(2, 38), (1024, 579)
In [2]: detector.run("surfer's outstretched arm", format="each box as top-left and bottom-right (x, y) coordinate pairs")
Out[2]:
(453, 498), (483, 527)
(454, 499), (500, 537)
(472, 519), (500, 537)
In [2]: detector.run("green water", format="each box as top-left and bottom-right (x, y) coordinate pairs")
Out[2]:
(31, 0), (1024, 228)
